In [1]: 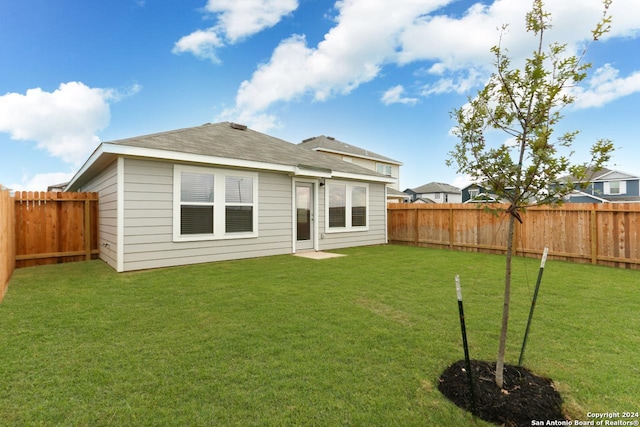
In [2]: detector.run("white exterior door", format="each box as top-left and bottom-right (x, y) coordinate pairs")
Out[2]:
(295, 182), (314, 251)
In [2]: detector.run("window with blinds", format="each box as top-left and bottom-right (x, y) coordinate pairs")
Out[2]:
(180, 173), (214, 235)
(351, 186), (367, 227)
(328, 184), (346, 228)
(173, 165), (258, 241)
(225, 176), (253, 233)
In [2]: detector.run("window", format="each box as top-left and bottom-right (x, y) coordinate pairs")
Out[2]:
(352, 186), (367, 226)
(225, 176), (254, 233)
(174, 165), (258, 241)
(326, 181), (368, 232)
(376, 163), (392, 176)
(604, 181), (626, 195)
(328, 184), (346, 228)
(469, 189), (479, 199)
(180, 173), (214, 235)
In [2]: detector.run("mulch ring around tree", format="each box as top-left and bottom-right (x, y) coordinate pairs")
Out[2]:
(438, 360), (566, 426)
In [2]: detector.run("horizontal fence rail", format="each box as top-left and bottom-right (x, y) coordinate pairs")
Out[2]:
(14, 192), (99, 268)
(387, 203), (640, 270)
(1, 190), (15, 302)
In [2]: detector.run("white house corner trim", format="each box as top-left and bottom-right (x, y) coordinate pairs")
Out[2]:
(116, 157), (125, 272)
(291, 179), (296, 253)
(384, 185), (389, 244)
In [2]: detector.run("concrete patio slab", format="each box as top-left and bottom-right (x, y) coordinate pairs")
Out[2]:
(293, 251), (346, 260)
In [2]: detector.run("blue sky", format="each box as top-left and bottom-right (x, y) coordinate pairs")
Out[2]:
(2, 0), (640, 191)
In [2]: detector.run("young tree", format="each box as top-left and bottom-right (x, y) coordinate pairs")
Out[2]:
(447, 0), (614, 388)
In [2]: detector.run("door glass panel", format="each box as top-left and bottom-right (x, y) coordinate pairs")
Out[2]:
(296, 186), (311, 241)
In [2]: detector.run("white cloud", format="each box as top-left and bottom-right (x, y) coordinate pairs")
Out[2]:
(205, 0), (298, 43)
(10, 172), (75, 192)
(421, 69), (485, 96)
(0, 81), (134, 166)
(452, 174), (474, 190)
(222, 0), (640, 130)
(174, 0), (298, 61)
(572, 64), (640, 109)
(172, 29), (224, 62)
(231, 0), (450, 130)
(381, 85), (418, 106)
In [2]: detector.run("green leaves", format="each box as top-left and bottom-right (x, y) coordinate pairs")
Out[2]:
(448, 0), (615, 210)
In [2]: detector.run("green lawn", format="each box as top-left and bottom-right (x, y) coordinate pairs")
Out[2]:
(1, 245), (638, 426)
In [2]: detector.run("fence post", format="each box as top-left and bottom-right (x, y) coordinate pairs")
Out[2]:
(414, 208), (419, 244)
(1, 190), (16, 302)
(449, 207), (454, 250)
(84, 198), (91, 260)
(590, 207), (598, 265)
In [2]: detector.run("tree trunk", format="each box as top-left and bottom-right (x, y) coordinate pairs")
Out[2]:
(496, 213), (516, 388)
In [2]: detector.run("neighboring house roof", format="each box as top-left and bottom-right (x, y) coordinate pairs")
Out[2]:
(387, 188), (409, 197)
(413, 197), (436, 204)
(298, 135), (402, 165)
(565, 190), (610, 203)
(408, 182), (461, 194)
(559, 167), (639, 183)
(67, 122), (395, 191)
(464, 193), (503, 203)
(47, 182), (68, 192)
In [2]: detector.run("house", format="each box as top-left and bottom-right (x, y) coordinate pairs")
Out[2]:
(461, 183), (502, 203)
(386, 187), (411, 204)
(65, 122), (395, 272)
(47, 182), (68, 192)
(298, 135), (403, 191)
(563, 168), (640, 203)
(404, 182), (462, 203)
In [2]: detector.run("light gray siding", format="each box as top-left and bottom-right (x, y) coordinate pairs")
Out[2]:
(79, 160), (118, 269)
(121, 158), (293, 271)
(318, 182), (387, 251)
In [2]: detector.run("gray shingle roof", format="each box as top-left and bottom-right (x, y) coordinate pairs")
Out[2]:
(110, 122), (387, 178)
(410, 182), (461, 194)
(298, 135), (402, 165)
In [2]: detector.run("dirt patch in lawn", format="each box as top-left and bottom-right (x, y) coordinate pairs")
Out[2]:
(438, 359), (565, 426)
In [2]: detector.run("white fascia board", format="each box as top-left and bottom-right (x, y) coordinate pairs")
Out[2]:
(332, 171), (396, 184)
(569, 190), (608, 203)
(65, 143), (107, 191)
(593, 170), (638, 181)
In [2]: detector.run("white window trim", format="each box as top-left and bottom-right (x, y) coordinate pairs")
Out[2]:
(173, 164), (258, 242)
(376, 163), (392, 176)
(325, 180), (369, 233)
(604, 180), (626, 195)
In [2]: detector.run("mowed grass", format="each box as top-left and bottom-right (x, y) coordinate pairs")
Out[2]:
(1, 245), (638, 426)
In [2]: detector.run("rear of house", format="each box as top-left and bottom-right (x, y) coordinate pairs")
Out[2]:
(66, 122), (394, 272)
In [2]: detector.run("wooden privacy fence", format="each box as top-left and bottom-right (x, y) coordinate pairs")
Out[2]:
(14, 192), (99, 269)
(388, 203), (640, 270)
(1, 190), (15, 301)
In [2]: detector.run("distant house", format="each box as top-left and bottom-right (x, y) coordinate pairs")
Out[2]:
(386, 187), (411, 204)
(404, 182), (462, 203)
(562, 168), (640, 203)
(298, 135), (403, 191)
(47, 182), (68, 192)
(65, 122), (395, 272)
(461, 183), (502, 203)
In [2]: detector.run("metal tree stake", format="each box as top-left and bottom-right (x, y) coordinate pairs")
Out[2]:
(455, 275), (476, 412)
(518, 247), (549, 366)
